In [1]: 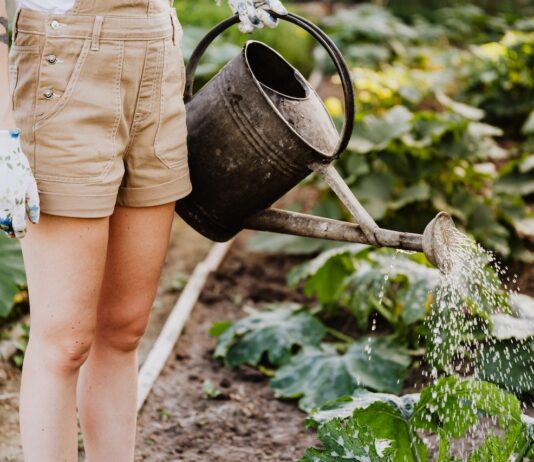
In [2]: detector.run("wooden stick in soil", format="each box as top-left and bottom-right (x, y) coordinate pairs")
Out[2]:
(136, 240), (234, 412)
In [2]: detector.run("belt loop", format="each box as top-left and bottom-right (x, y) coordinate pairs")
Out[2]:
(91, 15), (104, 51)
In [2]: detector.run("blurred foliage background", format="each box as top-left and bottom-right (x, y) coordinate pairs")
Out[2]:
(3, 0), (534, 371)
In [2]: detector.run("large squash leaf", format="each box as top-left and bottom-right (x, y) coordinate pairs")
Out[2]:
(475, 339), (534, 394)
(290, 246), (439, 331)
(300, 417), (395, 462)
(308, 389), (419, 427)
(352, 402), (428, 462)
(411, 376), (523, 438)
(213, 303), (326, 368)
(287, 244), (369, 304)
(306, 394), (426, 461)
(303, 378), (531, 462)
(0, 236), (26, 317)
(270, 337), (411, 411)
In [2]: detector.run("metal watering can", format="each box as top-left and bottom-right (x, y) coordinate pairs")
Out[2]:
(175, 12), (456, 272)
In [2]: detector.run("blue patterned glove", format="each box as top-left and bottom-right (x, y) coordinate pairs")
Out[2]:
(0, 129), (40, 238)
(217, 0), (288, 33)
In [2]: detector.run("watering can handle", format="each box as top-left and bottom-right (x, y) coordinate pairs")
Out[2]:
(183, 12), (355, 159)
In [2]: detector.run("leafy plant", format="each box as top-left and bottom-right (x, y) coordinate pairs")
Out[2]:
(0, 236), (26, 318)
(320, 4), (418, 69)
(305, 377), (533, 462)
(300, 417), (396, 462)
(288, 244), (440, 334)
(461, 31), (534, 134)
(212, 303), (326, 368)
(331, 106), (531, 260)
(271, 337), (411, 412)
(10, 321), (29, 369)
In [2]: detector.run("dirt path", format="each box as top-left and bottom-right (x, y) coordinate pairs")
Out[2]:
(135, 234), (317, 461)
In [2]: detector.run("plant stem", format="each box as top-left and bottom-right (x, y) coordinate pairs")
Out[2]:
(370, 297), (395, 325)
(514, 440), (533, 462)
(408, 424), (422, 462)
(325, 326), (356, 344)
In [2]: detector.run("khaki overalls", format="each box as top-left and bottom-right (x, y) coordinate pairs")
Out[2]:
(9, 0), (192, 217)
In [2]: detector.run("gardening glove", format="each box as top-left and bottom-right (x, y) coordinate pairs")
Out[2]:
(217, 0), (288, 34)
(0, 129), (40, 239)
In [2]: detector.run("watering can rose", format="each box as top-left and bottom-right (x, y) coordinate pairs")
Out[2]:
(217, 0), (288, 33)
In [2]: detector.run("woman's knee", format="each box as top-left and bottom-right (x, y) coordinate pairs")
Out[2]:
(96, 314), (149, 353)
(30, 330), (95, 374)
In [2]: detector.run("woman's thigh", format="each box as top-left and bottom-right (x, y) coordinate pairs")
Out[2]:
(19, 213), (110, 364)
(93, 203), (176, 349)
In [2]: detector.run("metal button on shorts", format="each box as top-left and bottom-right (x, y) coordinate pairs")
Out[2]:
(9, 0), (192, 218)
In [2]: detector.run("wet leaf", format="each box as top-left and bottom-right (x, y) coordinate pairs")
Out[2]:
(300, 417), (395, 462)
(411, 376), (523, 438)
(308, 389), (420, 426)
(271, 337), (411, 411)
(475, 339), (534, 394)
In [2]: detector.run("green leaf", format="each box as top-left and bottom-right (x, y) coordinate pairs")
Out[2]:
(495, 171), (534, 197)
(475, 339), (534, 394)
(300, 417), (396, 462)
(308, 389), (420, 426)
(287, 245), (369, 304)
(411, 376), (523, 439)
(389, 182), (431, 210)
(245, 232), (339, 256)
(350, 172), (395, 220)
(435, 91), (485, 121)
(271, 337), (411, 411)
(352, 402), (427, 462)
(466, 424), (529, 462)
(0, 236), (26, 318)
(349, 106), (413, 154)
(214, 303), (326, 368)
(209, 321), (232, 337)
(346, 253), (439, 327)
(202, 379), (221, 399)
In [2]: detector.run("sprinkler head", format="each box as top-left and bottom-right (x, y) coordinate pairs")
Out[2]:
(422, 212), (456, 273)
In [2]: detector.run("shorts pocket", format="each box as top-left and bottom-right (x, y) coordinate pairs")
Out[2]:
(32, 40), (124, 183)
(34, 37), (92, 128)
(154, 37), (188, 169)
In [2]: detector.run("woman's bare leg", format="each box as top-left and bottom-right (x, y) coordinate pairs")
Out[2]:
(18, 213), (110, 462)
(76, 202), (175, 462)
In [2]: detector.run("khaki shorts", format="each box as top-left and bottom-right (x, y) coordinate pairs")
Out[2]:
(8, 8), (192, 218)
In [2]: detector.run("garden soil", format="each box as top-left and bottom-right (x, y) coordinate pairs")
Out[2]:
(134, 233), (318, 462)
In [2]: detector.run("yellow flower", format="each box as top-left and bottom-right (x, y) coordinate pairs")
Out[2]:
(324, 96), (344, 118)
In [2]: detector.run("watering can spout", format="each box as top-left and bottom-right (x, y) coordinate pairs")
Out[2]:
(422, 212), (456, 272)
(244, 208), (457, 273)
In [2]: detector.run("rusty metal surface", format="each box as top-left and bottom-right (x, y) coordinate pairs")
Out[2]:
(175, 38), (340, 241)
(244, 208), (424, 252)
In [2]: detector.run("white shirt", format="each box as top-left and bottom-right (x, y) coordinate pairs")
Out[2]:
(17, 0), (75, 14)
